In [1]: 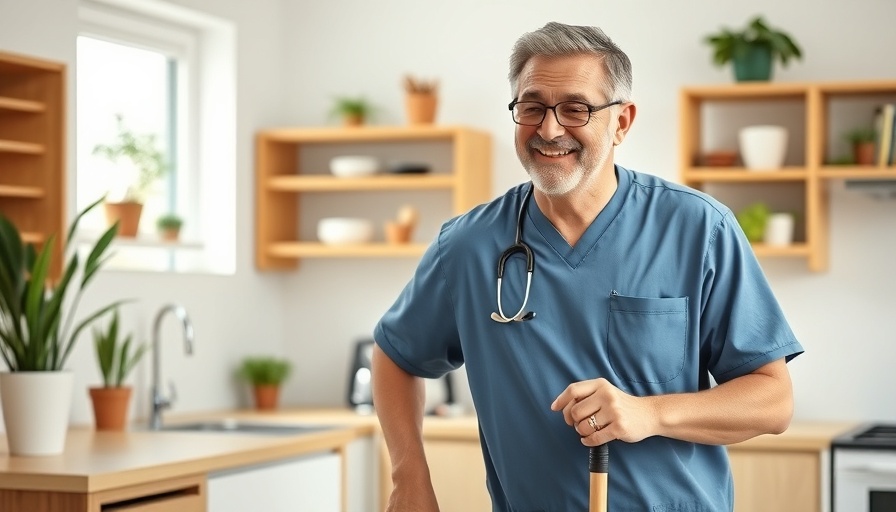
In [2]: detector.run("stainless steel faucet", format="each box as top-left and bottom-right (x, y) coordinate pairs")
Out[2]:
(149, 304), (195, 430)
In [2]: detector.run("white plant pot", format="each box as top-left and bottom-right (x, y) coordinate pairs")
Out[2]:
(764, 213), (796, 246)
(739, 125), (788, 170)
(0, 371), (74, 456)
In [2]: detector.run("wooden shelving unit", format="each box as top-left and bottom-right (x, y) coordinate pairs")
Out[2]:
(255, 125), (492, 270)
(680, 80), (896, 272)
(0, 51), (65, 277)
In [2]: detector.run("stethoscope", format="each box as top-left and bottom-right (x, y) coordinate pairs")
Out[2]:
(490, 183), (537, 323)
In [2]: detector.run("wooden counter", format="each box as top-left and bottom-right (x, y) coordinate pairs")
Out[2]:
(0, 409), (375, 512)
(0, 410), (855, 512)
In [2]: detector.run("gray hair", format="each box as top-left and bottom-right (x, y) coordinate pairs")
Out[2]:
(508, 22), (632, 102)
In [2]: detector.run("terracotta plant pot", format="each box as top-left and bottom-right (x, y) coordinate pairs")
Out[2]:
(89, 386), (132, 431)
(159, 228), (181, 241)
(405, 93), (438, 125)
(104, 201), (143, 237)
(252, 385), (281, 410)
(854, 141), (876, 166)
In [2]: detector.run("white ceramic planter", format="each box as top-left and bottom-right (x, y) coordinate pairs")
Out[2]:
(764, 213), (796, 246)
(0, 371), (73, 456)
(739, 125), (788, 170)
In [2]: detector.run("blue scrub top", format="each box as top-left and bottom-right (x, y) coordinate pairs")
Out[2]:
(374, 165), (803, 512)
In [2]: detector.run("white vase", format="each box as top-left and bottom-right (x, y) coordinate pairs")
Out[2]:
(0, 371), (74, 456)
(764, 213), (795, 246)
(739, 125), (788, 170)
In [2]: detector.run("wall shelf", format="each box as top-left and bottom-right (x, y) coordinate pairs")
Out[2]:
(0, 51), (65, 277)
(680, 79), (896, 272)
(255, 125), (492, 270)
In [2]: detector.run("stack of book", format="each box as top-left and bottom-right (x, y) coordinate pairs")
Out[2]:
(875, 104), (896, 166)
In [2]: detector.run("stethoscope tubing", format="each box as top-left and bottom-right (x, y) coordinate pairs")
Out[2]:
(492, 183), (536, 323)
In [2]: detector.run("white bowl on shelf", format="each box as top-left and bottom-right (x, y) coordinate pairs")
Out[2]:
(329, 156), (380, 178)
(317, 218), (374, 245)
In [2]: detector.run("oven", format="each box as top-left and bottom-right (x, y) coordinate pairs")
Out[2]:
(832, 424), (896, 511)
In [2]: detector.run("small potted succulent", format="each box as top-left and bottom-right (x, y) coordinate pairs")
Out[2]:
(329, 96), (375, 126)
(89, 309), (148, 430)
(156, 213), (184, 241)
(844, 127), (877, 166)
(237, 356), (292, 410)
(704, 16), (803, 82)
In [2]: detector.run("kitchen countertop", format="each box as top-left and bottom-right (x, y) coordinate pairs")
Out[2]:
(0, 408), (857, 495)
(0, 409), (375, 493)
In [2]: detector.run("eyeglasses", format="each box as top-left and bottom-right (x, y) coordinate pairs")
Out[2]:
(508, 99), (622, 127)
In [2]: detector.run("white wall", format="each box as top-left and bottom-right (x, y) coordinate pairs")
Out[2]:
(1, 0), (894, 427)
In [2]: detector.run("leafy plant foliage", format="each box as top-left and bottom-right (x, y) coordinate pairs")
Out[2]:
(704, 16), (802, 67)
(94, 309), (148, 387)
(0, 197), (122, 371)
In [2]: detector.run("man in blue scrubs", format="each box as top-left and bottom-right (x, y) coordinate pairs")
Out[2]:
(373, 21), (803, 511)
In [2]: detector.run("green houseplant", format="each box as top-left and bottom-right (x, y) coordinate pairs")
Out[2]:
(92, 114), (170, 236)
(89, 309), (148, 430)
(0, 196), (122, 454)
(155, 213), (184, 241)
(844, 127), (877, 165)
(736, 202), (771, 243)
(704, 16), (803, 82)
(329, 96), (375, 126)
(237, 356), (292, 410)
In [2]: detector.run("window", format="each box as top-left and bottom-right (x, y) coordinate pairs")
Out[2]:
(76, 0), (235, 274)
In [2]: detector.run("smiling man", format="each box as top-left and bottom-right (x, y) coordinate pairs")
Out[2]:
(372, 22), (803, 511)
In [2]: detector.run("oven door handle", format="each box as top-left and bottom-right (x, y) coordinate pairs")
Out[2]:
(841, 463), (896, 475)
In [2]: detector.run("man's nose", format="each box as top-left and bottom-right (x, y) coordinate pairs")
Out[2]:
(537, 108), (567, 140)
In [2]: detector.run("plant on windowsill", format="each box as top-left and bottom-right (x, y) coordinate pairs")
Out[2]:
(0, 196), (122, 455)
(156, 213), (184, 242)
(329, 96), (376, 127)
(92, 113), (170, 237)
(89, 308), (148, 431)
(703, 16), (803, 82)
(237, 356), (292, 410)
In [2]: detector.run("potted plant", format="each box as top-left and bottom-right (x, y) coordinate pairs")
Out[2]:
(89, 309), (148, 431)
(237, 356), (292, 410)
(0, 196), (121, 455)
(156, 213), (184, 241)
(92, 113), (170, 237)
(844, 127), (877, 166)
(403, 75), (439, 125)
(703, 16), (803, 82)
(329, 96), (375, 126)
(735, 202), (771, 243)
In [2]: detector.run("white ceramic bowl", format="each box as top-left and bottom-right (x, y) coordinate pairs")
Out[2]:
(317, 217), (374, 245)
(329, 156), (380, 178)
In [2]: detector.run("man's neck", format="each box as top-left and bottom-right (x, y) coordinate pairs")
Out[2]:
(532, 166), (618, 247)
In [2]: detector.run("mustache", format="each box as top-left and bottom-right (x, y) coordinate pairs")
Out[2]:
(527, 135), (582, 152)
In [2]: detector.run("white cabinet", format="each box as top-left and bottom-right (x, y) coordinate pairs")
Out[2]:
(208, 451), (341, 512)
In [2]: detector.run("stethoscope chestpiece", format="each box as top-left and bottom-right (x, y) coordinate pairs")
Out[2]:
(491, 183), (536, 323)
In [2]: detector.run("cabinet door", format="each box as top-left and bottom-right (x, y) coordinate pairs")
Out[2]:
(208, 452), (341, 512)
(728, 449), (820, 512)
(425, 439), (491, 512)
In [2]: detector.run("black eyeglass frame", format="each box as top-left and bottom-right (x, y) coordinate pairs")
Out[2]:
(507, 99), (623, 127)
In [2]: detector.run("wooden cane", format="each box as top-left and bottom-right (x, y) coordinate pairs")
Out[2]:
(589, 444), (608, 512)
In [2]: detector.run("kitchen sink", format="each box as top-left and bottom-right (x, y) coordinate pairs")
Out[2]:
(159, 419), (335, 435)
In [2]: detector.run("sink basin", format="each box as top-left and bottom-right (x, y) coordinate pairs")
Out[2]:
(159, 419), (334, 435)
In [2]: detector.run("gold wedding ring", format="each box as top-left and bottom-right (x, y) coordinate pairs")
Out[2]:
(588, 414), (598, 433)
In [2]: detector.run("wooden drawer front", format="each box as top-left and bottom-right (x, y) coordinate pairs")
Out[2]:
(729, 450), (819, 512)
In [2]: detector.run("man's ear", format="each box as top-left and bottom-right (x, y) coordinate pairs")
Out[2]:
(613, 102), (636, 146)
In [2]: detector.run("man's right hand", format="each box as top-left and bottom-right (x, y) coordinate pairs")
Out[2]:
(385, 481), (440, 512)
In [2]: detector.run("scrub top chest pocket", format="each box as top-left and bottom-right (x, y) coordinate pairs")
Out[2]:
(607, 293), (688, 384)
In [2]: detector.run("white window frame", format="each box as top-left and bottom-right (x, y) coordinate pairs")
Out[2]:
(76, 0), (236, 275)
